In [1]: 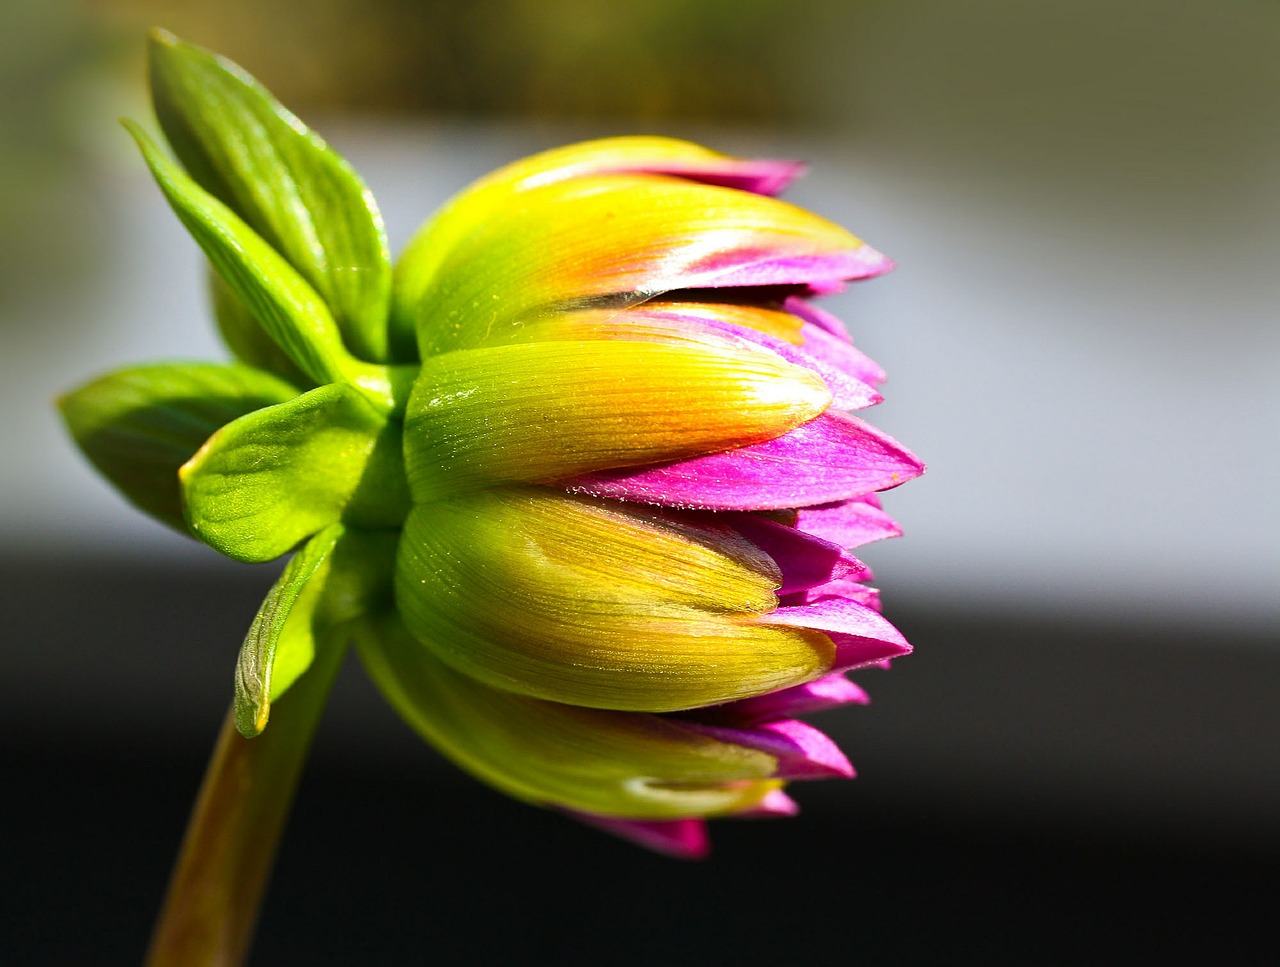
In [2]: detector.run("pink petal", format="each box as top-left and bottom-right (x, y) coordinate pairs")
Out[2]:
(794, 496), (904, 549)
(785, 297), (889, 387)
(568, 411), (924, 511)
(693, 318), (882, 411)
(604, 308), (881, 411)
(785, 296), (851, 341)
(565, 811), (710, 860)
(759, 596), (911, 669)
(689, 673), (870, 727)
(680, 719), (853, 780)
(829, 634), (906, 668)
(692, 247), (894, 290)
(733, 788), (801, 817)
(798, 321), (888, 387)
(620, 158), (807, 196)
(784, 579), (883, 613)
(727, 513), (869, 593)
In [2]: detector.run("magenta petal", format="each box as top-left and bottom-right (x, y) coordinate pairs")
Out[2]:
(693, 247), (893, 290)
(691, 673), (870, 727)
(795, 357), (881, 412)
(760, 597), (911, 669)
(623, 308), (880, 411)
(799, 321), (888, 387)
(786, 297), (889, 386)
(727, 514), (869, 593)
(786, 579), (883, 613)
(623, 158), (807, 196)
(829, 633), (906, 668)
(681, 719), (853, 780)
(785, 296), (851, 341)
(565, 811), (710, 860)
(734, 789), (801, 818)
(795, 496), (904, 549)
(672, 316), (881, 411)
(568, 411), (925, 511)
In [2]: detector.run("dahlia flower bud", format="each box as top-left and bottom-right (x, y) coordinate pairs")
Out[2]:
(60, 31), (923, 861)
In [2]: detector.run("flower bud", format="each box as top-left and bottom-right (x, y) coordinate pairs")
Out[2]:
(62, 32), (924, 856)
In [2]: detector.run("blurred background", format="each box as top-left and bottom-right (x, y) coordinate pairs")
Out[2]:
(3, 0), (1277, 962)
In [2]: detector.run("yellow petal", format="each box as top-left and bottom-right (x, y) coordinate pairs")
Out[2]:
(411, 173), (863, 357)
(356, 612), (784, 819)
(393, 489), (836, 711)
(390, 137), (745, 354)
(403, 337), (830, 502)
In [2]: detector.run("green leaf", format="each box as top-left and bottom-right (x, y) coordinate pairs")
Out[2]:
(181, 381), (409, 563)
(235, 524), (398, 737)
(58, 362), (299, 531)
(208, 266), (311, 387)
(124, 119), (358, 388)
(149, 30), (392, 362)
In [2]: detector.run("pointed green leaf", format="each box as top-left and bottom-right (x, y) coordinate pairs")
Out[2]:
(149, 30), (392, 362)
(181, 382), (409, 563)
(124, 120), (358, 387)
(58, 362), (298, 531)
(236, 524), (398, 737)
(208, 266), (311, 387)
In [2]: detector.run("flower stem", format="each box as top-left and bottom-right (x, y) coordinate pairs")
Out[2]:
(145, 639), (346, 967)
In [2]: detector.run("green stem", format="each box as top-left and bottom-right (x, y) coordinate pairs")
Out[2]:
(145, 638), (345, 967)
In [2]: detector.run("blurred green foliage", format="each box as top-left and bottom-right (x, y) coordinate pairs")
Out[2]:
(0, 0), (112, 299)
(100, 0), (839, 121)
(6, 0), (858, 309)
(6, 0), (1278, 309)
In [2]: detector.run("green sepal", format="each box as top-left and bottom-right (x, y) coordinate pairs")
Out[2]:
(180, 381), (409, 563)
(209, 267), (311, 387)
(234, 523), (398, 737)
(124, 119), (359, 388)
(149, 30), (392, 362)
(58, 362), (299, 531)
(235, 524), (342, 737)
